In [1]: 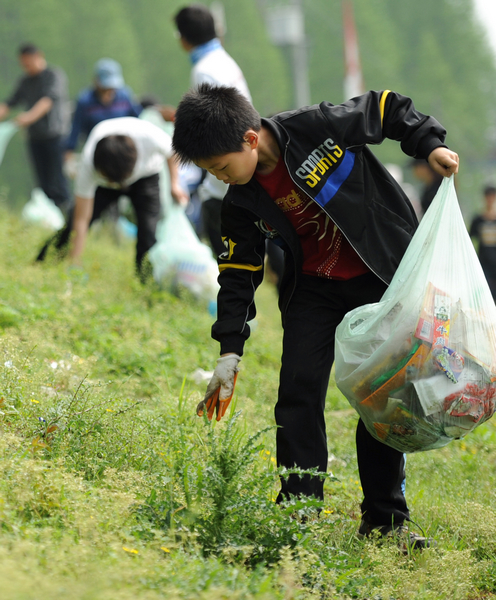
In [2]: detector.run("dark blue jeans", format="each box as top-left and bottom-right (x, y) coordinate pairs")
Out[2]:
(275, 272), (409, 526)
(28, 136), (71, 214)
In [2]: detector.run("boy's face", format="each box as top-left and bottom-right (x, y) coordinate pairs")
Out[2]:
(195, 131), (259, 186)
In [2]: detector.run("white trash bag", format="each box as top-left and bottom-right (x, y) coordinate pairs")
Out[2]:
(22, 188), (65, 231)
(335, 177), (496, 453)
(148, 204), (219, 305)
(0, 121), (19, 166)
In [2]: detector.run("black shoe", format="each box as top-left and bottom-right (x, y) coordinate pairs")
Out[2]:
(357, 519), (437, 551)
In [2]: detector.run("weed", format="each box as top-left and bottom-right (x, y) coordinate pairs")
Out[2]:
(1, 206), (496, 598)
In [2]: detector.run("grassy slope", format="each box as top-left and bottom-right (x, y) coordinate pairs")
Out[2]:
(0, 201), (496, 599)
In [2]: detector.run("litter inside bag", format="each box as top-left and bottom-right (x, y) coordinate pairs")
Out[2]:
(22, 188), (65, 231)
(335, 177), (496, 453)
(148, 204), (219, 305)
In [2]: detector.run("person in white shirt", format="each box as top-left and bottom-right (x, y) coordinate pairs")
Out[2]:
(174, 4), (252, 256)
(69, 117), (187, 276)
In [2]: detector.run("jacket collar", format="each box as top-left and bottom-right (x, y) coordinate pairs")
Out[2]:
(260, 117), (289, 155)
(190, 38), (222, 65)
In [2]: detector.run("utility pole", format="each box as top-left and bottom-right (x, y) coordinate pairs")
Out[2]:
(264, 0), (311, 108)
(342, 0), (364, 101)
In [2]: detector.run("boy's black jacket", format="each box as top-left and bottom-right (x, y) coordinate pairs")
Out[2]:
(212, 90), (448, 355)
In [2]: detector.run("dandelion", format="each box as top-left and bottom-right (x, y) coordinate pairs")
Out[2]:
(123, 547), (139, 554)
(31, 399), (40, 404)
(161, 547), (171, 553)
(106, 409), (114, 412)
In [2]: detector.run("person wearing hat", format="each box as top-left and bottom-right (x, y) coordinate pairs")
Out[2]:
(64, 58), (143, 161)
(0, 43), (71, 214)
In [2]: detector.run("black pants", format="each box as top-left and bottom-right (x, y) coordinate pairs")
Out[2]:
(201, 198), (225, 257)
(36, 174), (161, 273)
(276, 272), (409, 526)
(28, 136), (71, 214)
(266, 240), (285, 293)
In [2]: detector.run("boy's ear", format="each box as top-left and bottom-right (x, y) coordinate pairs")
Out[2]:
(243, 130), (259, 149)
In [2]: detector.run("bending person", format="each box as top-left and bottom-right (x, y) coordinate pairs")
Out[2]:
(38, 117), (187, 278)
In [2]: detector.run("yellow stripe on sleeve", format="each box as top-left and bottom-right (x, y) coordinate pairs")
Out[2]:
(218, 263), (263, 272)
(379, 90), (391, 127)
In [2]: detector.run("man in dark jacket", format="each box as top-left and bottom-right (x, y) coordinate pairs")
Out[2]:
(64, 58), (143, 158)
(172, 84), (459, 548)
(0, 43), (71, 214)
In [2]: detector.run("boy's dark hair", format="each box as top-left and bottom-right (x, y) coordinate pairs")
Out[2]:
(172, 84), (261, 164)
(93, 135), (137, 183)
(19, 43), (40, 55)
(174, 4), (216, 46)
(484, 185), (496, 197)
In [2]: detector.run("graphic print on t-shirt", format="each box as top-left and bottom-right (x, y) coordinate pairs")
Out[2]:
(255, 155), (368, 280)
(274, 186), (343, 277)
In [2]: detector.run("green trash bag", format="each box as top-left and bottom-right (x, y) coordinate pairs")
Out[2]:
(335, 176), (496, 453)
(22, 188), (65, 231)
(148, 204), (219, 304)
(0, 121), (19, 166)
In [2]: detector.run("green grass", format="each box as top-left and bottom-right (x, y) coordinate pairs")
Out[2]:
(1, 197), (496, 599)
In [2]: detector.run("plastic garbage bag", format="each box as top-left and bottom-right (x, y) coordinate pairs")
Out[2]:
(117, 215), (138, 239)
(148, 204), (219, 305)
(0, 121), (19, 166)
(335, 177), (496, 453)
(22, 188), (65, 231)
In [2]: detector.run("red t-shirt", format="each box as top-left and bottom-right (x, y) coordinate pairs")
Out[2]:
(255, 155), (369, 280)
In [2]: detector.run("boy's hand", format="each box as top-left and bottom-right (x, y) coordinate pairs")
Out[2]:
(197, 354), (241, 421)
(427, 147), (459, 177)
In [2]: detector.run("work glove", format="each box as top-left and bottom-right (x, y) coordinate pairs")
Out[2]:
(196, 354), (241, 421)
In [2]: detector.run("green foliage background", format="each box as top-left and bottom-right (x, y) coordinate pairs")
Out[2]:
(0, 0), (495, 212)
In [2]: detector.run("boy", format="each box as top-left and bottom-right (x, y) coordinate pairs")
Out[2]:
(172, 84), (459, 547)
(39, 116), (187, 277)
